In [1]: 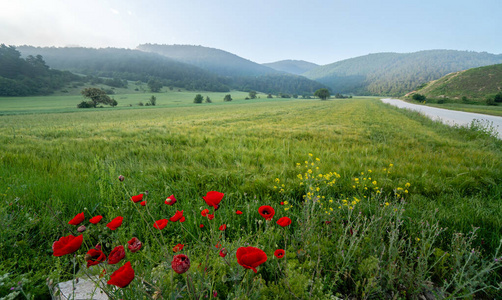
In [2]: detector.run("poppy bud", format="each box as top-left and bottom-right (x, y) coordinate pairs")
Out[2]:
(95, 243), (102, 251)
(171, 254), (191, 274)
(77, 225), (87, 232)
(219, 248), (227, 257)
(118, 175), (125, 182)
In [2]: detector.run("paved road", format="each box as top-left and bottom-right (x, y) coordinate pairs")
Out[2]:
(380, 98), (502, 139)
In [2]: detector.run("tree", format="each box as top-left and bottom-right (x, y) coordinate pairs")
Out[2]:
(148, 79), (163, 92)
(314, 88), (330, 100)
(194, 94), (204, 103)
(149, 95), (157, 106)
(205, 96), (212, 103)
(223, 94), (232, 102)
(80, 88), (115, 108)
(248, 91), (257, 99)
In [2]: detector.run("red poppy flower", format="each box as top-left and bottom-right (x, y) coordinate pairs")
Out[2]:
(173, 243), (184, 252)
(180, 216), (186, 222)
(127, 237), (142, 253)
(199, 224), (204, 228)
(203, 191), (224, 209)
(131, 194), (143, 203)
(219, 224), (227, 231)
(140, 201), (146, 206)
(85, 248), (106, 268)
(280, 201), (284, 205)
(52, 234), (83, 257)
(258, 206), (275, 221)
(170, 210), (184, 222)
(68, 212), (84, 225)
(236, 247), (268, 273)
(236, 210), (243, 215)
(165, 194), (177, 206)
(108, 245), (126, 265)
(201, 208), (209, 217)
(207, 214), (214, 220)
(89, 215), (103, 224)
(154, 219), (168, 230)
(172, 254), (191, 274)
(215, 242), (221, 249)
(274, 249), (285, 259)
(107, 216), (123, 230)
(219, 248), (228, 257)
(107, 261), (135, 288)
(276, 217), (292, 227)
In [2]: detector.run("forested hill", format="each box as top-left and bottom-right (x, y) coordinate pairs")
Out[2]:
(0, 44), (80, 96)
(137, 44), (278, 77)
(18, 46), (230, 92)
(411, 63), (502, 101)
(303, 50), (502, 96)
(262, 60), (319, 75)
(16, 46), (326, 95)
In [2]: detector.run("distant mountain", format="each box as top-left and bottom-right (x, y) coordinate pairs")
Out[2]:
(137, 44), (278, 77)
(409, 63), (502, 102)
(262, 60), (319, 75)
(17, 46), (230, 92)
(304, 50), (502, 96)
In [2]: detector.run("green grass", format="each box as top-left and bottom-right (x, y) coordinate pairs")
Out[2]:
(0, 82), (259, 115)
(1, 96), (501, 298)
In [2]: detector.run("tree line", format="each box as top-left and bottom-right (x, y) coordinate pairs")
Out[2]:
(0, 44), (81, 96)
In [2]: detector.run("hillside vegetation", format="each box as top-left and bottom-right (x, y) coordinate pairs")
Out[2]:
(18, 46), (230, 92)
(262, 59), (319, 75)
(410, 63), (502, 102)
(17, 46), (326, 95)
(0, 44), (81, 96)
(304, 50), (502, 96)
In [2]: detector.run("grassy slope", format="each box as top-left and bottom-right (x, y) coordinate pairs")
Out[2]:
(1, 96), (501, 296)
(415, 63), (502, 101)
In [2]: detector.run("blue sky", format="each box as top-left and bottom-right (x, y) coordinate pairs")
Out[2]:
(1, 0), (500, 65)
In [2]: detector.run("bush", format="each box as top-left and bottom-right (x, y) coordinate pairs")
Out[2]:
(223, 94), (232, 102)
(76, 100), (95, 108)
(194, 94), (204, 104)
(412, 93), (426, 101)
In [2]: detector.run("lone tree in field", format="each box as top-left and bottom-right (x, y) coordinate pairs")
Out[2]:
(193, 94), (204, 103)
(248, 91), (257, 99)
(223, 94), (232, 102)
(79, 88), (116, 108)
(314, 88), (330, 100)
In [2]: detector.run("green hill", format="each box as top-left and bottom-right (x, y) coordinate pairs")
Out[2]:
(410, 63), (502, 102)
(17, 46), (230, 92)
(304, 50), (502, 96)
(137, 44), (278, 77)
(0, 44), (81, 96)
(262, 60), (319, 75)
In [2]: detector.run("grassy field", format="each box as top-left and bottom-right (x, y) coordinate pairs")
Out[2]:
(1, 94), (501, 298)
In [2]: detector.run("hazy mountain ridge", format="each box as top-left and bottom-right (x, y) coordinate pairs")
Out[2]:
(137, 44), (279, 77)
(411, 63), (502, 101)
(17, 46), (230, 92)
(16, 46), (326, 95)
(262, 60), (319, 75)
(304, 50), (502, 96)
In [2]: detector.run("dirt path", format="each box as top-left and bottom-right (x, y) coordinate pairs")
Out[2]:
(380, 98), (502, 139)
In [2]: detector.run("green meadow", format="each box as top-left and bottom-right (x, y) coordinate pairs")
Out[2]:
(1, 93), (502, 298)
